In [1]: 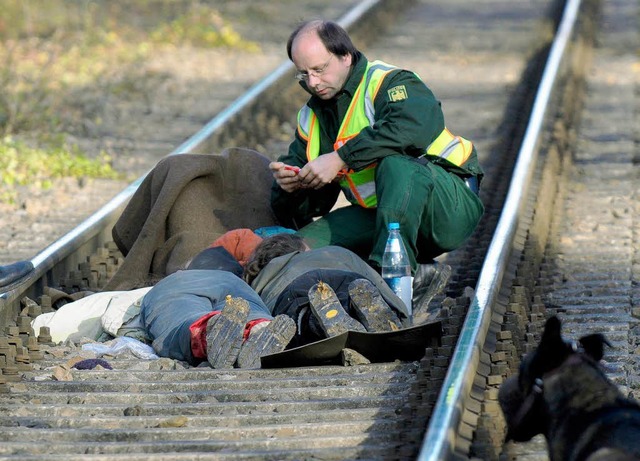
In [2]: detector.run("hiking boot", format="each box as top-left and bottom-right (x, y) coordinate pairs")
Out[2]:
(236, 315), (296, 369)
(412, 262), (451, 324)
(206, 295), (250, 369)
(308, 281), (366, 337)
(348, 279), (402, 332)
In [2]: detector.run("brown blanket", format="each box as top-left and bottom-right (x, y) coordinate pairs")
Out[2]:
(104, 148), (279, 291)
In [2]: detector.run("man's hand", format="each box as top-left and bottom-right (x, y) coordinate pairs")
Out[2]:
(270, 161), (303, 193)
(298, 152), (346, 190)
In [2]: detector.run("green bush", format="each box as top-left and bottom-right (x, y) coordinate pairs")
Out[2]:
(0, 136), (122, 204)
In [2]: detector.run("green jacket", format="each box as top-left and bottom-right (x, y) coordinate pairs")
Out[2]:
(272, 52), (484, 229)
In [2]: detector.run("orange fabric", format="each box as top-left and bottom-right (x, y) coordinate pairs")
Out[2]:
(209, 229), (263, 267)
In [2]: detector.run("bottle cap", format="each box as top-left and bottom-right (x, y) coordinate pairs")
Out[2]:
(388, 222), (400, 230)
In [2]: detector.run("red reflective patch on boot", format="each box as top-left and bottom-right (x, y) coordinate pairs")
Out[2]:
(243, 318), (271, 341)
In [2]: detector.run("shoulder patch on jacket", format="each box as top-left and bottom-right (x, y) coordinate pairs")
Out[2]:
(387, 85), (408, 102)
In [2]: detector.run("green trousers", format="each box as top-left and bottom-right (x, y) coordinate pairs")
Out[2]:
(296, 155), (484, 272)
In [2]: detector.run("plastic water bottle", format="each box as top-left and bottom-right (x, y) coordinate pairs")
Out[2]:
(381, 222), (413, 316)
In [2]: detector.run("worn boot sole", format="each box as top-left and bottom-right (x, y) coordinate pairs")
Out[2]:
(412, 263), (452, 325)
(206, 295), (250, 369)
(308, 281), (366, 337)
(236, 315), (296, 369)
(348, 279), (402, 332)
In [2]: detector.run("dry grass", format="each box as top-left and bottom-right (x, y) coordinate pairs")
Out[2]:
(0, 0), (260, 202)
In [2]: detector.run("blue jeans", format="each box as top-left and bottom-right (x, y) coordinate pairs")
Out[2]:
(140, 270), (272, 364)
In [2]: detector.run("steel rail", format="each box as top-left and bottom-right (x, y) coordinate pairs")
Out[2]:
(417, 0), (583, 459)
(0, 0), (386, 314)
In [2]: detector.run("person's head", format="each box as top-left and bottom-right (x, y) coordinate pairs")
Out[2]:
(243, 234), (308, 284)
(286, 20), (358, 100)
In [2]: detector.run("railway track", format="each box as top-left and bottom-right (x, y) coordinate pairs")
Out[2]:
(1, 0), (636, 459)
(423, 0), (639, 459)
(492, 0), (639, 458)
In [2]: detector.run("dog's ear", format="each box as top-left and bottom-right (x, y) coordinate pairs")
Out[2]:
(535, 316), (567, 361)
(578, 333), (611, 361)
(541, 316), (563, 345)
(519, 316), (569, 390)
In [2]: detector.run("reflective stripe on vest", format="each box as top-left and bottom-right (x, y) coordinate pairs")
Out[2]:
(296, 61), (474, 208)
(424, 127), (473, 166)
(298, 60), (396, 208)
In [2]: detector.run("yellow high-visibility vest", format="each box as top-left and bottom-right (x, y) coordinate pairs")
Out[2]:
(296, 60), (473, 208)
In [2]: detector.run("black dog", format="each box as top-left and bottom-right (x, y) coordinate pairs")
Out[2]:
(499, 316), (640, 461)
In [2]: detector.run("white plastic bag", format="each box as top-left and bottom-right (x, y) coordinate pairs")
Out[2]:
(82, 336), (158, 360)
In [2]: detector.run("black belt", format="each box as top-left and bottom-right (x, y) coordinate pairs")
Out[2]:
(464, 176), (479, 195)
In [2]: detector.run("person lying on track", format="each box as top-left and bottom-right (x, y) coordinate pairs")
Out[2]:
(243, 234), (409, 348)
(139, 268), (296, 369)
(140, 234), (407, 369)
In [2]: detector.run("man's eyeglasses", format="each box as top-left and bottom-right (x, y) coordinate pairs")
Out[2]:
(294, 54), (334, 81)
